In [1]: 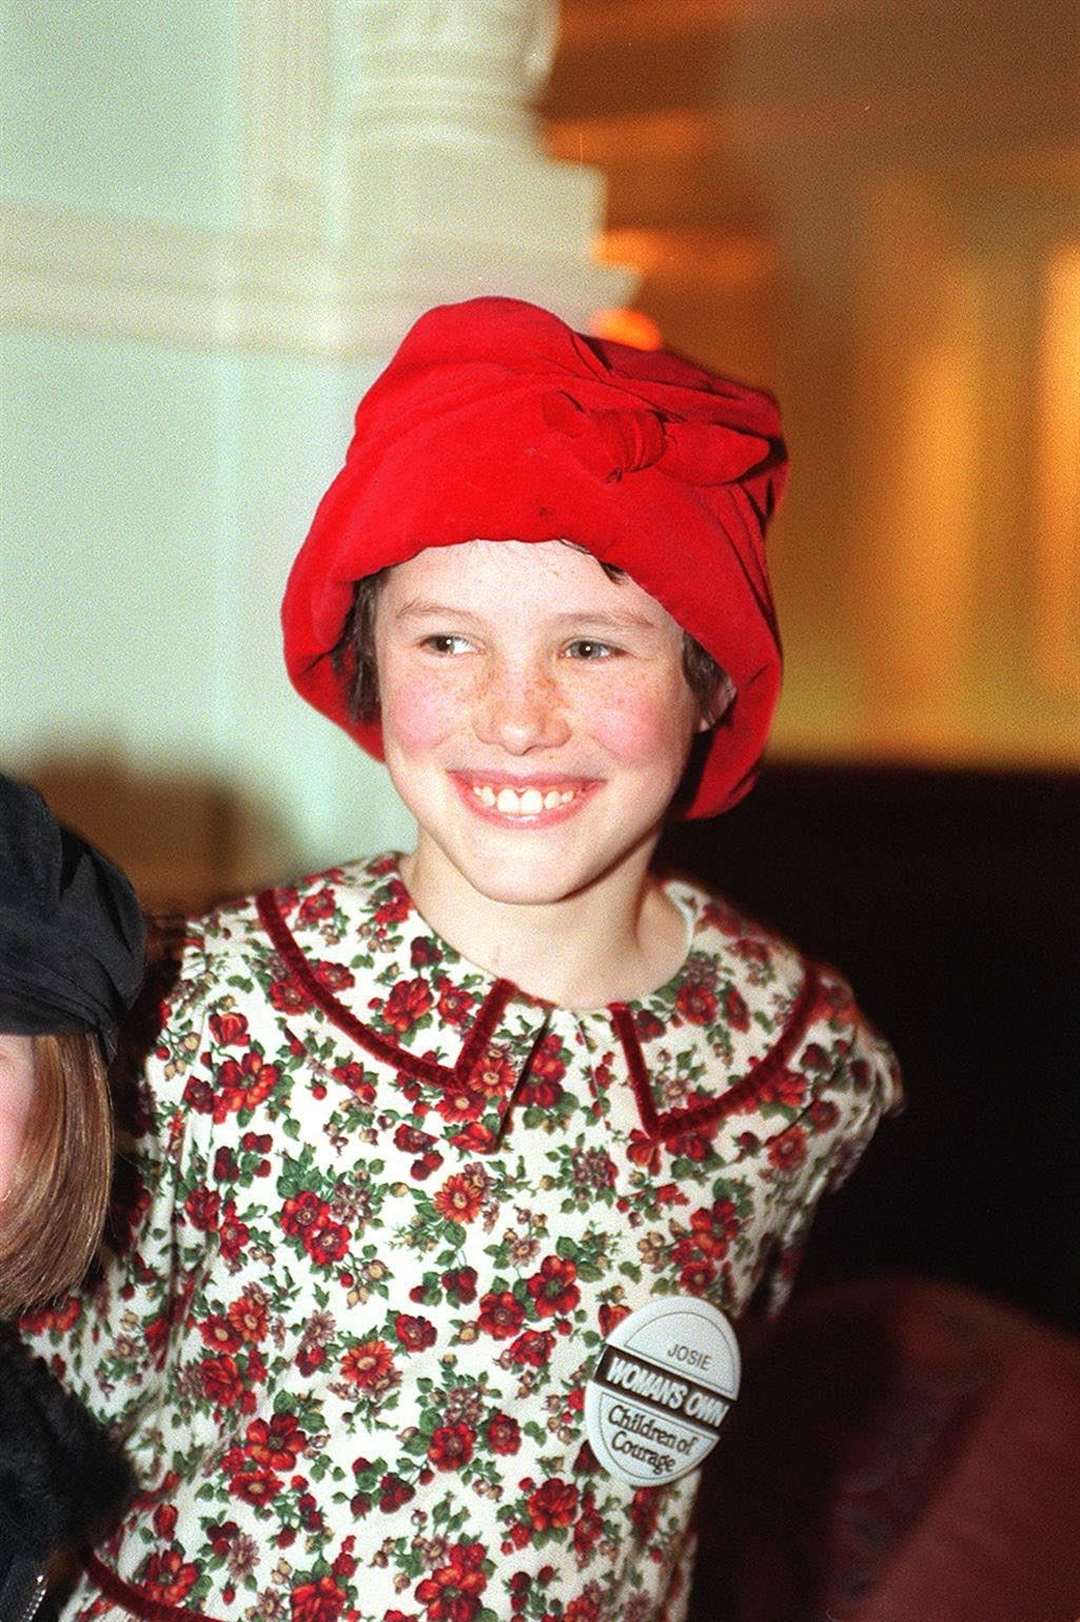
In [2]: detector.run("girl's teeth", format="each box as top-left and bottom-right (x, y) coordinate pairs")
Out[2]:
(470, 783), (581, 815)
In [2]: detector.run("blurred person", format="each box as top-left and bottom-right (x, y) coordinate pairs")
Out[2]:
(0, 776), (142, 1620)
(20, 299), (901, 1620)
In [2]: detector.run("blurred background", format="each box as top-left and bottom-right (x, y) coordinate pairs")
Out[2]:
(2, 1), (1078, 1332)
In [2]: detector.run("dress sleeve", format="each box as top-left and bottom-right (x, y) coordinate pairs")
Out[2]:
(17, 922), (218, 1448)
(763, 969), (903, 1319)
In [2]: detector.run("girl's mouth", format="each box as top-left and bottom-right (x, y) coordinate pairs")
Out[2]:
(449, 773), (600, 825)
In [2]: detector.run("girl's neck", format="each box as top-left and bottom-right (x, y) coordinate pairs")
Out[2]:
(398, 841), (690, 1009)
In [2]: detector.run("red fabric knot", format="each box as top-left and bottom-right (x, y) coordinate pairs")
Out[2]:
(541, 388), (772, 487)
(541, 389), (667, 482)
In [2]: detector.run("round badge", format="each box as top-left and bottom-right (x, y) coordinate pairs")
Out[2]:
(584, 1296), (740, 1487)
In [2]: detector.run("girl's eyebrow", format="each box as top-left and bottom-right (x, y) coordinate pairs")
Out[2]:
(395, 600), (658, 634)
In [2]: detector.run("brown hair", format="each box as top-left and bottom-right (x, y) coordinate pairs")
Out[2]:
(331, 563), (736, 728)
(0, 1030), (113, 1316)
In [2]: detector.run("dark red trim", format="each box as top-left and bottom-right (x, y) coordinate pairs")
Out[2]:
(455, 976), (517, 1080)
(256, 887), (519, 1093)
(609, 1003), (660, 1137)
(614, 960), (823, 1142)
(85, 1552), (225, 1622)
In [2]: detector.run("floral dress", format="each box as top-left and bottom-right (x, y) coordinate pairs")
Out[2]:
(21, 854), (900, 1622)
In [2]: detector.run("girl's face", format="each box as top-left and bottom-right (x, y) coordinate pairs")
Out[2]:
(0, 1033), (34, 1201)
(374, 540), (707, 909)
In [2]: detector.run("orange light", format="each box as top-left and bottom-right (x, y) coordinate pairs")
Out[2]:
(590, 307), (663, 351)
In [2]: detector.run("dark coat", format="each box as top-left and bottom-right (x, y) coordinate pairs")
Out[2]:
(0, 1326), (132, 1621)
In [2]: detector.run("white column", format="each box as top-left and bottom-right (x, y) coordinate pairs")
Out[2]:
(342, 0), (636, 331)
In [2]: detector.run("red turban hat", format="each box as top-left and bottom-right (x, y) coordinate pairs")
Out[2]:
(283, 296), (788, 817)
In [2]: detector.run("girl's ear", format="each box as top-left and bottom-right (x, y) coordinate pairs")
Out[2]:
(697, 673), (737, 733)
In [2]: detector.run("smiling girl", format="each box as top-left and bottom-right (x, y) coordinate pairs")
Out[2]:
(20, 298), (900, 1622)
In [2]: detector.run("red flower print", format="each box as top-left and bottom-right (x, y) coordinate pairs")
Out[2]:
(298, 886), (335, 924)
(477, 1291), (525, 1340)
(528, 1477), (578, 1530)
(152, 1503), (178, 1540)
(269, 976), (311, 1014)
(315, 960), (355, 992)
(678, 1259), (716, 1292)
(801, 1041), (830, 1070)
(630, 1487), (660, 1541)
(304, 1220), (350, 1267)
(339, 1338), (396, 1392)
(809, 1098), (840, 1132)
(441, 1266), (478, 1305)
(384, 977), (433, 1032)
(626, 1129), (662, 1173)
(572, 1491), (603, 1557)
(215, 1051), (280, 1120)
(427, 1421), (475, 1470)
(199, 1353), (245, 1408)
(184, 1186), (220, 1232)
(414, 1540), (488, 1622)
(411, 934), (441, 967)
(395, 1122), (436, 1154)
(668, 1130), (711, 1162)
(437, 979), (476, 1026)
(634, 1007), (665, 1041)
(332, 1061), (376, 1104)
(565, 1598), (602, 1622)
(378, 1472), (414, 1512)
(395, 1312), (437, 1351)
(724, 986), (750, 1031)
(758, 1067), (806, 1109)
(520, 1033), (566, 1107)
(227, 1293), (268, 1344)
(450, 1121), (496, 1154)
(280, 1191), (330, 1238)
(675, 980), (717, 1025)
(141, 1549), (198, 1606)
(468, 1048), (515, 1100)
(598, 1302), (630, 1338)
(508, 1329), (554, 1368)
(374, 880), (410, 925)
(436, 1083), (486, 1124)
(485, 1412), (520, 1455)
(230, 1465), (282, 1505)
(434, 1172), (486, 1223)
(218, 1200), (250, 1261)
(290, 1574), (347, 1622)
(199, 1314), (242, 1353)
(246, 1411), (306, 1470)
(210, 1009), (250, 1046)
(767, 1123), (808, 1172)
(527, 1254), (579, 1318)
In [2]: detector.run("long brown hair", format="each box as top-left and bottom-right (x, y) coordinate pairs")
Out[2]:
(0, 1030), (113, 1316)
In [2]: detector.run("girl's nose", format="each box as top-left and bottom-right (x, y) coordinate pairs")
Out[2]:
(471, 663), (571, 755)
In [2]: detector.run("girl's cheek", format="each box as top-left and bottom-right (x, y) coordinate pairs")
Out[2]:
(381, 667), (461, 754)
(584, 677), (694, 766)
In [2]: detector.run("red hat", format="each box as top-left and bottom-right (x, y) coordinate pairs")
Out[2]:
(283, 296), (787, 817)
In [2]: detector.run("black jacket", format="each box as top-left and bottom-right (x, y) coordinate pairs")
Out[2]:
(0, 1326), (132, 1622)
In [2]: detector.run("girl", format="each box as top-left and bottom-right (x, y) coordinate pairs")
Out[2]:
(1, 776), (143, 1620)
(21, 299), (900, 1622)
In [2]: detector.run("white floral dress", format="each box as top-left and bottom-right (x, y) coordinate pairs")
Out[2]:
(21, 853), (900, 1622)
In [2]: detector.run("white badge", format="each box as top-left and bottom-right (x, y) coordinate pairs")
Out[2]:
(584, 1296), (740, 1487)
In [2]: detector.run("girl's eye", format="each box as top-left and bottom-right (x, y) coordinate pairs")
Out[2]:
(564, 639), (617, 661)
(422, 634), (473, 655)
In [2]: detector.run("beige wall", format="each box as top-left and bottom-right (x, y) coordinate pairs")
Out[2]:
(545, 0), (1080, 766)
